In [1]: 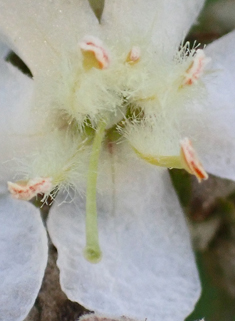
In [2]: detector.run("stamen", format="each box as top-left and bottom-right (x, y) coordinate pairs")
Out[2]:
(180, 137), (208, 182)
(80, 35), (110, 69)
(84, 118), (107, 264)
(183, 49), (211, 85)
(8, 177), (52, 201)
(126, 46), (141, 64)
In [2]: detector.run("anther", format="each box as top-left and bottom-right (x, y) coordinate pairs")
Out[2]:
(80, 35), (110, 69)
(180, 138), (208, 182)
(183, 49), (211, 85)
(126, 46), (141, 64)
(8, 177), (52, 201)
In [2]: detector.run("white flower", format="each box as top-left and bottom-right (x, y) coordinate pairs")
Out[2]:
(0, 1), (235, 321)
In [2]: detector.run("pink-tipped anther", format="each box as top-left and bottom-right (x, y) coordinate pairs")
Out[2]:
(8, 177), (52, 201)
(183, 49), (211, 85)
(180, 137), (208, 182)
(80, 36), (110, 69)
(126, 46), (141, 64)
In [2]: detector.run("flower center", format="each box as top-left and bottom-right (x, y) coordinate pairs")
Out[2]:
(7, 36), (210, 263)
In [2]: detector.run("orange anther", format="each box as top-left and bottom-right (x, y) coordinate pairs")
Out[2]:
(183, 49), (211, 86)
(126, 46), (141, 64)
(8, 177), (52, 201)
(180, 137), (208, 182)
(80, 36), (110, 69)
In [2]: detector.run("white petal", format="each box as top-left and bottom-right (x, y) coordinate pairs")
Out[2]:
(48, 158), (200, 321)
(101, 0), (205, 54)
(0, 194), (48, 321)
(0, 59), (43, 190)
(183, 31), (235, 180)
(0, 0), (99, 75)
(0, 40), (9, 58)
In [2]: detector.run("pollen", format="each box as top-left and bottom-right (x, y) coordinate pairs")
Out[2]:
(183, 49), (211, 86)
(126, 46), (141, 64)
(8, 177), (53, 201)
(80, 35), (110, 69)
(180, 137), (208, 182)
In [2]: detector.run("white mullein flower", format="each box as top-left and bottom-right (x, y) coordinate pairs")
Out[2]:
(0, 1), (235, 321)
